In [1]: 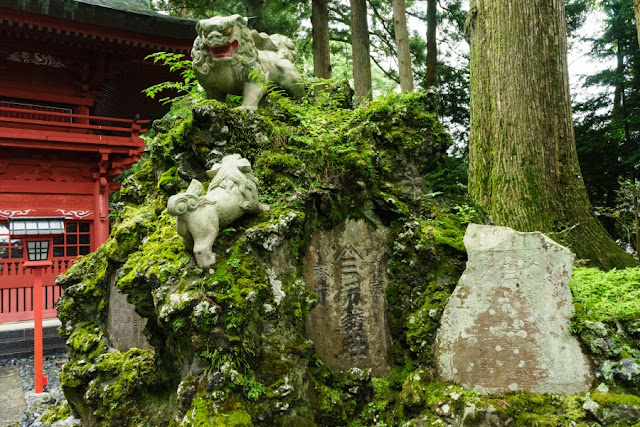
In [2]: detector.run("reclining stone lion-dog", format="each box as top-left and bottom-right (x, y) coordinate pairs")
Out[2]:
(167, 154), (268, 268)
(191, 14), (303, 108)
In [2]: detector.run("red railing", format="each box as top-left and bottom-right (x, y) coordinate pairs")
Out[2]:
(0, 105), (148, 137)
(0, 100), (72, 123)
(0, 258), (76, 322)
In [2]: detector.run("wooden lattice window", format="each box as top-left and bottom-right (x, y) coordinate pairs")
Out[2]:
(0, 222), (24, 260)
(52, 222), (91, 257)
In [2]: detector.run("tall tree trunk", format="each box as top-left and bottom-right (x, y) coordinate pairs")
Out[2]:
(467, 0), (638, 269)
(633, 0), (640, 258)
(312, 0), (331, 93)
(613, 40), (640, 259)
(425, 0), (438, 88)
(635, 0), (640, 45)
(350, 0), (373, 104)
(246, 0), (267, 33)
(393, 0), (414, 92)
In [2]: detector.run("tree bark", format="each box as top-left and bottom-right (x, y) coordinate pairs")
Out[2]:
(613, 39), (640, 259)
(635, 0), (640, 45)
(350, 0), (373, 104)
(312, 0), (331, 93)
(468, 0), (638, 269)
(632, 0), (640, 258)
(246, 0), (267, 33)
(425, 0), (438, 88)
(392, 0), (414, 92)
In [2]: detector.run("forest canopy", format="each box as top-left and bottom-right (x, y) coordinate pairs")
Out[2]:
(149, 0), (640, 269)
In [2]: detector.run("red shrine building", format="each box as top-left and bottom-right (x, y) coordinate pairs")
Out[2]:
(0, 0), (195, 323)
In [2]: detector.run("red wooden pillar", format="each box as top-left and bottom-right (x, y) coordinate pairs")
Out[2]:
(73, 106), (90, 125)
(24, 261), (51, 393)
(94, 177), (110, 247)
(94, 150), (111, 247)
(33, 266), (44, 393)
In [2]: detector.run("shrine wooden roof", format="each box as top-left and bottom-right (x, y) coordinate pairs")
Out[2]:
(0, 0), (199, 122)
(0, 0), (197, 52)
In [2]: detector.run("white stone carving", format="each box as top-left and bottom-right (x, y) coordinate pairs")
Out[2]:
(192, 15), (302, 108)
(167, 154), (268, 268)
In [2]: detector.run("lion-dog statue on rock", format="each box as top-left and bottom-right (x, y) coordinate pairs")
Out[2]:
(192, 14), (303, 108)
(167, 154), (268, 268)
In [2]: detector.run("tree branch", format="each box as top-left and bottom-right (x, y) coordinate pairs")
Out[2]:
(366, 0), (395, 40)
(370, 54), (400, 84)
(370, 29), (398, 57)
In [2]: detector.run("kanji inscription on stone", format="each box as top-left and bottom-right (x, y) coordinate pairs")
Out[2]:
(106, 274), (153, 351)
(434, 224), (593, 395)
(303, 219), (390, 376)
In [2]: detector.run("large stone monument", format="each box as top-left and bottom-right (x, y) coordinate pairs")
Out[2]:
(167, 154), (268, 268)
(434, 224), (593, 394)
(106, 274), (152, 351)
(303, 219), (391, 376)
(191, 15), (303, 108)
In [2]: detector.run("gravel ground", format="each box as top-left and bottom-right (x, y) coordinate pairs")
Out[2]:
(0, 352), (80, 426)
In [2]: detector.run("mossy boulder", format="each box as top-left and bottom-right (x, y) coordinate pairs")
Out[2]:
(49, 89), (640, 426)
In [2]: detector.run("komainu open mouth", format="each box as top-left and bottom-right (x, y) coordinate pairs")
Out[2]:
(204, 40), (239, 59)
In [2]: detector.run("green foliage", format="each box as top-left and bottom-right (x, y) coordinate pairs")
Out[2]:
(143, 52), (202, 107)
(152, 0), (307, 38)
(53, 90), (529, 426)
(259, 89), (450, 196)
(65, 324), (108, 360)
(241, 375), (267, 401)
(570, 267), (640, 322)
(565, 0), (596, 41)
(386, 214), (467, 366)
(39, 400), (71, 425)
(573, 0), (640, 252)
(424, 153), (468, 192)
(116, 209), (191, 293)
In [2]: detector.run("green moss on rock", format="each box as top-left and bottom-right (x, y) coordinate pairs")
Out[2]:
(56, 89), (640, 426)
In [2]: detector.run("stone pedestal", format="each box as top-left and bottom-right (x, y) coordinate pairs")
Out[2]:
(434, 224), (593, 394)
(303, 219), (390, 376)
(107, 274), (152, 351)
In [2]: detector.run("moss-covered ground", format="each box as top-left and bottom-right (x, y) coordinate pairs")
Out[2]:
(46, 90), (640, 426)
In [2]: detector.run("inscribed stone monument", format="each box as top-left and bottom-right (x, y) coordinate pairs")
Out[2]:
(434, 224), (593, 394)
(107, 274), (152, 351)
(303, 219), (391, 376)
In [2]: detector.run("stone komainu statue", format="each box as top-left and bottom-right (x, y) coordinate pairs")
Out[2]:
(167, 154), (268, 268)
(191, 14), (303, 108)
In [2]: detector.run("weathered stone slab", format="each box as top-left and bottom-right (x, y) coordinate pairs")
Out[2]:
(434, 224), (593, 394)
(0, 366), (25, 427)
(303, 219), (391, 376)
(107, 273), (152, 351)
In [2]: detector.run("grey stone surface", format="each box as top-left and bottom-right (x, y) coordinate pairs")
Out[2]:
(1, 352), (72, 426)
(168, 154), (268, 268)
(303, 219), (391, 376)
(582, 320), (621, 357)
(0, 366), (26, 427)
(584, 396), (640, 425)
(192, 15), (303, 108)
(434, 224), (593, 395)
(614, 358), (640, 386)
(107, 273), (152, 351)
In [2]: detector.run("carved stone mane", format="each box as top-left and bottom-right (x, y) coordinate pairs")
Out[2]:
(191, 14), (303, 109)
(167, 154), (267, 268)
